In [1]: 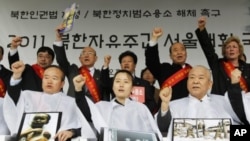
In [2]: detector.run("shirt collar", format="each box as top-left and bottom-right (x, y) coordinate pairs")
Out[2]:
(88, 67), (94, 72)
(189, 94), (209, 102)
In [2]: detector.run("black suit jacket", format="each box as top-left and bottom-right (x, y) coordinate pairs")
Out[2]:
(0, 65), (12, 95)
(8, 51), (43, 92)
(53, 44), (110, 101)
(145, 44), (190, 101)
(100, 67), (156, 113)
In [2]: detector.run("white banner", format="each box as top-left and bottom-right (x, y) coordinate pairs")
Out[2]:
(0, 0), (250, 87)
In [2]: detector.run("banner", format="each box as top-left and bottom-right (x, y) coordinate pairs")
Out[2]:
(1, 0), (250, 88)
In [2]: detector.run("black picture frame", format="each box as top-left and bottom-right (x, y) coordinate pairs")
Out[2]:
(16, 112), (62, 141)
(172, 118), (231, 141)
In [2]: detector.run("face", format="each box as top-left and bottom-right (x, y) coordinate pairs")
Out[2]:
(31, 114), (49, 128)
(170, 43), (187, 65)
(120, 56), (136, 73)
(112, 72), (133, 101)
(142, 69), (155, 85)
(79, 47), (97, 67)
(37, 52), (53, 68)
(42, 67), (64, 94)
(187, 66), (212, 100)
(224, 41), (240, 60)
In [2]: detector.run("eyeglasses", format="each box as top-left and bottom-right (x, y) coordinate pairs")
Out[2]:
(81, 51), (95, 56)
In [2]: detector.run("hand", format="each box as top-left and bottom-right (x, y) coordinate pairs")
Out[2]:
(11, 61), (25, 80)
(198, 16), (206, 31)
(159, 86), (172, 112)
(73, 74), (86, 91)
(55, 23), (65, 41)
(231, 68), (242, 84)
(103, 55), (111, 67)
(11, 36), (22, 49)
(54, 130), (73, 141)
(151, 27), (163, 42)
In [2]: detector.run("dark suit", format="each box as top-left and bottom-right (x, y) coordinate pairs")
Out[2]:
(53, 44), (110, 101)
(227, 83), (249, 125)
(100, 67), (156, 113)
(8, 51), (43, 91)
(0, 65), (12, 95)
(145, 44), (190, 101)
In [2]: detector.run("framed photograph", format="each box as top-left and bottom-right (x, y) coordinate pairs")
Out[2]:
(99, 127), (159, 141)
(172, 118), (231, 141)
(17, 112), (62, 141)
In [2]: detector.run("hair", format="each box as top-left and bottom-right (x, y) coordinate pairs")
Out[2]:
(118, 50), (137, 64)
(169, 42), (186, 54)
(37, 46), (55, 61)
(113, 69), (133, 84)
(189, 65), (212, 81)
(0, 46), (4, 56)
(221, 36), (244, 59)
(44, 65), (65, 81)
(140, 67), (148, 78)
(241, 53), (247, 62)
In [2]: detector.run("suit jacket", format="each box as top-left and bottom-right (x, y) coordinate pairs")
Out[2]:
(100, 68), (156, 113)
(145, 44), (190, 101)
(227, 83), (249, 125)
(195, 28), (250, 95)
(8, 52), (43, 92)
(0, 65), (12, 92)
(53, 44), (110, 101)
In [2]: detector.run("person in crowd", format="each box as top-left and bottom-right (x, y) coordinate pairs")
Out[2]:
(141, 67), (160, 111)
(74, 69), (162, 140)
(156, 65), (240, 140)
(53, 24), (109, 103)
(195, 16), (250, 95)
(195, 16), (250, 125)
(0, 46), (12, 135)
(225, 67), (250, 124)
(145, 27), (191, 104)
(3, 64), (97, 141)
(101, 52), (156, 114)
(8, 36), (55, 92)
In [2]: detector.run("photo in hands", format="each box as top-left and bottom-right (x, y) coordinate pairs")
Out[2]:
(172, 118), (231, 141)
(100, 127), (158, 141)
(17, 112), (62, 141)
(59, 3), (79, 33)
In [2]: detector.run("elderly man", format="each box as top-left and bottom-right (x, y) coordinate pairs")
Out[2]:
(156, 65), (240, 140)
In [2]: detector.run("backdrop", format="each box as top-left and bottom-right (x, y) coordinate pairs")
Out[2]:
(1, 0), (250, 88)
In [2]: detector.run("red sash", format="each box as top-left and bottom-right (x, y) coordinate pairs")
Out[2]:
(161, 64), (192, 89)
(222, 61), (249, 92)
(0, 78), (6, 97)
(32, 64), (44, 79)
(79, 67), (100, 103)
